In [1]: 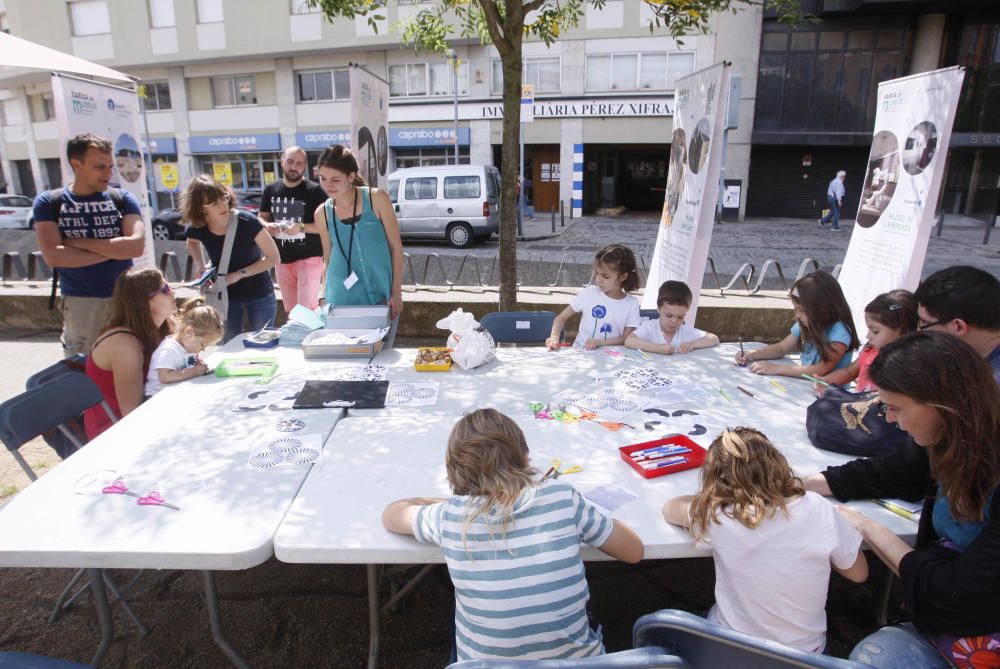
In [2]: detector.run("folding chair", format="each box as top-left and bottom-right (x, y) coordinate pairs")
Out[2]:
(633, 610), (866, 669)
(640, 309), (659, 321)
(0, 373), (148, 635)
(480, 311), (558, 345)
(0, 652), (91, 668)
(446, 647), (688, 668)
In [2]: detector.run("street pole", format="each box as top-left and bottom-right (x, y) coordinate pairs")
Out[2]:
(447, 49), (459, 164)
(137, 85), (159, 215)
(518, 123), (525, 238)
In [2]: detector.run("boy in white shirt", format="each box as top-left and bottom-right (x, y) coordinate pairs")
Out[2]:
(626, 280), (719, 355)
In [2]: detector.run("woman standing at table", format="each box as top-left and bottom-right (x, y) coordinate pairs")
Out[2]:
(313, 145), (404, 321)
(803, 332), (1000, 669)
(184, 176), (279, 342)
(84, 267), (174, 439)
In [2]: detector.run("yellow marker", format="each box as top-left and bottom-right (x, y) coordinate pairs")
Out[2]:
(873, 499), (918, 522)
(768, 378), (788, 393)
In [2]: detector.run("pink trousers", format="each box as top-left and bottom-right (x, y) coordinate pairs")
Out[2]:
(276, 256), (324, 313)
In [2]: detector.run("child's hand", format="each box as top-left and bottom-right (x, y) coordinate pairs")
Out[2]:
(813, 382), (828, 397)
(750, 360), (779, 375)
(676, 342), (693, 354)
(584, 337), (600, 350)
(545, 336), (560, 351)
(661, 343), (675, 355)
(734, 351), (750, 366)
(193, 363), (209, 376)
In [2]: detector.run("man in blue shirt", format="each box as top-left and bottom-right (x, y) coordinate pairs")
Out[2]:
(33, 133), (145, 357)
(914, 265), (1000, 384)
(819, 170), (846, 231)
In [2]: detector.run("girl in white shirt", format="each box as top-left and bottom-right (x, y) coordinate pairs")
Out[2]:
(144, 298), (223, 397)
(546, 244), (641, 350)
(626, 280), (719, 355)
(663, 427), (868, 654)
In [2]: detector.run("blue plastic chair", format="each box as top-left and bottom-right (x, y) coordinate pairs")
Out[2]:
(633, 610), (866, 669)
(640, 309), (659, 321)
(480, 311), (558, 344)
(0, 372), (115, 481)
(0, 652), (90, 668)
(446, 647), (688, 668)
(24, 354), (87, 390)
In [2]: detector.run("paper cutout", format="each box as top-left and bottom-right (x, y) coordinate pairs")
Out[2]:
(641, 406), (719, 443)
(584, 484), (640, 513)
(326, 364), (388, 382)
(247, 432), (323, 470)
(275, 418), (306, 432)
(233, 386), (301, 412)
(649, 380), (712, 406)
(553, 387), (640, 422)
(614, 367), (673, 392)
(386, 382), (440, 406)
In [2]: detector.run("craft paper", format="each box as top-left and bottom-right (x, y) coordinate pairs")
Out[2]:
(583, 484), (640, 513)
(553, 387), (640, 422)
(613, 367), (673, 392)
(649, 380), (712, 406)
(386, 382), (440, 406)
(247, 432), (323, 470)
(232, 385), (302, 412)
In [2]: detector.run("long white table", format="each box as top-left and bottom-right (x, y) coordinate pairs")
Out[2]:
(277, 344), (918, 668)
(0, 339), (346, 666)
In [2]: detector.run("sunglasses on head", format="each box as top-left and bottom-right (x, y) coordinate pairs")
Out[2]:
(148, 283), (173, 298)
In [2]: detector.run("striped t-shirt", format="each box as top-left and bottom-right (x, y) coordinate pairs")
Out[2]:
(413, 481), (614, 661)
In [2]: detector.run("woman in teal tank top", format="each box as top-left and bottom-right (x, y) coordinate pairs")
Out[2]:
(313, 145), (404, 319)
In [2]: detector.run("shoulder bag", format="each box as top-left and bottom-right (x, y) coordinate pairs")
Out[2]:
(202, 211), (238, 324)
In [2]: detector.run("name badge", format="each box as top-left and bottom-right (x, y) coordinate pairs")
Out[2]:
(343, 271), (359, 290)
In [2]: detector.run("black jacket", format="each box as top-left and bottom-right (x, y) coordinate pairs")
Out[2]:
(823, 442), (1000, 637)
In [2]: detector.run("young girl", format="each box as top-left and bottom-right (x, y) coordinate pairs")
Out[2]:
(734, 270), (860, 377)
(546, 244), (641, 350)
(383, 409), (644, 662)
(663, 427), (868, 654)
(818, 289), (916, 392)
(144, 297), (223, 397)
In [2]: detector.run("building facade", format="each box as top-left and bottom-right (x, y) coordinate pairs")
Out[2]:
(0, 0), (762, 218)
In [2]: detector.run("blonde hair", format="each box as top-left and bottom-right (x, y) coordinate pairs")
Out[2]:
(446, 409), (538, 544)
(176, 296), (224, 341)
(688, 427), (805, 542)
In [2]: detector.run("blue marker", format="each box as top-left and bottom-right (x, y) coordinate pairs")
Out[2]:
(631, 444), (691, 458)
(634, 448), (692, 462)
(640, 456), (686, 469)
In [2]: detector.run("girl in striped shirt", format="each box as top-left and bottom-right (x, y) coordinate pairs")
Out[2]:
(382, 408), (643, 661)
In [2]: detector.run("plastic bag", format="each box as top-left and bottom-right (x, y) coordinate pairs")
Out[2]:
(436, 308), (496, 370)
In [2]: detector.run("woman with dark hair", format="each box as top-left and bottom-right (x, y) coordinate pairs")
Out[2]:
(803, 331), (1000, 668)
(183, 175), (279, 342)
(312, 145), (404, 320)
(84, 267), (174, 439)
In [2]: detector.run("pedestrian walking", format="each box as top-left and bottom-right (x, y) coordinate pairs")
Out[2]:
(819, 170), (846, 231)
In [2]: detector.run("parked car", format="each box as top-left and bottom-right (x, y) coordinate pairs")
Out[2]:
(0, 194), (35, 229)
(386, 165), (500, 248)
(236, 190), (262, 215)
(150, 208), (187, 240)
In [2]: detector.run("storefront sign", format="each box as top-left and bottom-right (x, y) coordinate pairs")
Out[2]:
(643, 63), (731, 322)
(295, 131), (352, 150)
(189, 133), (281, 153)
(143, 137), (177, 155)
(389, 127), (470, 147)
(521, 85), (534, 123)
(388, 96), (674, 123)
(213, 162), (233, 186)
(159, 163), (179, 192)
(838, 66), (965, 337)
(949, 132), (1000, 148)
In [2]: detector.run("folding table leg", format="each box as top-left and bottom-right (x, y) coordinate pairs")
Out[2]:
(367, 564), (381, 669)
(88, 568), (114, 667)
(202, 570), (250, 669)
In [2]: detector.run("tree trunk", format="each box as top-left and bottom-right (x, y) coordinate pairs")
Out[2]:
(497, 32), (523, 311)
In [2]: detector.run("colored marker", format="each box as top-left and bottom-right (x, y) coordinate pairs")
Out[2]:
(718, 388), (733, 403)
(634, 449), (693, 462)
(736, 385), (763, 402)
(606, 349), (624, 359)
(768, 378), (788, 393)
(638, 349), (654, 362)
(541, 466), (555, 481)
(873, 499), (918, 522)
(801, 373), (830, 387)
(630, 444), (692, 458)
(640, 456), (687, 469)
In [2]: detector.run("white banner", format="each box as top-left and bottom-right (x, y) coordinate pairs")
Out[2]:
(50, 74), (155, 268)
(838, 66), (965, 337)
(350, 66), (389, 189)
(643, 62), (730, 322)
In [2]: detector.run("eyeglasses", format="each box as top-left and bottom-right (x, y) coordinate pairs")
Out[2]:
(204, 194), (231, 209)
(917, 317), (951, 330)
(148, 283), (173, 298)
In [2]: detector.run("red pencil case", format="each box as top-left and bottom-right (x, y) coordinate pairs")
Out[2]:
(619, 435), (707, 479)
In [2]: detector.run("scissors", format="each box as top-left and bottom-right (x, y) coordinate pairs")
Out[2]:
(101, 477), (180, 510)
(102, 478), (140, 498)
(550, 458), (584, 479)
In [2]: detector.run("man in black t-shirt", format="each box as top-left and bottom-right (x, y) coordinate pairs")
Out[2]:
(259, 146), (328, 312)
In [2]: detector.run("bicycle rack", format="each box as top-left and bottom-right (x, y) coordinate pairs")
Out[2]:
(158, 251), (184, 283)
(720, 263), (755, 294)
(420, 253), (453, 288)
(706, 257), (723, 291)
(831, 263), (843, 279)
(28, 251), (51, 280)
(452, 253), (494, 287)
(795, 258), (821, 282)
(517, 252), (545, 287)
(1, 251), (27, 282)
(402, 253), (421, 288)
(546, 252), (582, 288)
(748, 259), (789, 294)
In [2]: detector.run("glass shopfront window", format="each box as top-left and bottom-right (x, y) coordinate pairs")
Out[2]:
(196, 152), (281, 191)
(391, 148), (470, 169)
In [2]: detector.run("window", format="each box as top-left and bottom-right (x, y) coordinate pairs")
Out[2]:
(30, 93), (56, 122)
(196, 0), (223, 23)
(0, 196), (33, 207)
(297, 70), (350, 102)
(490, 57), (560, 96)
(404, 177), (437, 199)
(388, 63), (468, 97)
(69, 0), (111, 36)
(148, 0), (175, 27)
(212, 75), (256, 107)
(387, 179), (399, 203)
(585, 52), (693, 92)
(444, 176), (480, 199)
(393, 148), (469, 168)
(140, 81), (172, 110)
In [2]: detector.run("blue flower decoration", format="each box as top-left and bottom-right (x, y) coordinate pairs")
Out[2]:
(592, 305), (607, 319)
(600, 323), (613, 339)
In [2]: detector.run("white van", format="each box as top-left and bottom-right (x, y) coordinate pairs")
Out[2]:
(387, 165), (501, 248)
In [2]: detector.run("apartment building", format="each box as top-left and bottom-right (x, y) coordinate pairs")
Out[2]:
(0, 0), (762, 217)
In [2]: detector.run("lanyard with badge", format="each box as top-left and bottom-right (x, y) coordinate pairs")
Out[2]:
(331, 187), (361, 290)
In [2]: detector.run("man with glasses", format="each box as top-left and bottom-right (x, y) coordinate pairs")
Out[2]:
(913, 265), (1000, 382)
(33, 133), (145, 357)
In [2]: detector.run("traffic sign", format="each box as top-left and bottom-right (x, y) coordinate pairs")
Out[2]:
(521, 84), (534, 123)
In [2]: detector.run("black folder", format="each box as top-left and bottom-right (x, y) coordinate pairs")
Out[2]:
(292, 380), (390, 409)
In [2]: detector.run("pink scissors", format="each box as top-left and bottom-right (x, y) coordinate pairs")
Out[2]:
(102, 479), (180, 510)
(101, 479), (140, 498)
(137, 491), (181, 511)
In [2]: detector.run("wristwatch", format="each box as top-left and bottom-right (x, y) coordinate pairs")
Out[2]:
(240, 268), (248, 277)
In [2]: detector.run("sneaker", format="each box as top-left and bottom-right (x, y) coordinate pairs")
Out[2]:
(830, 226), (841, 232)
(818, 218), (825, 227)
